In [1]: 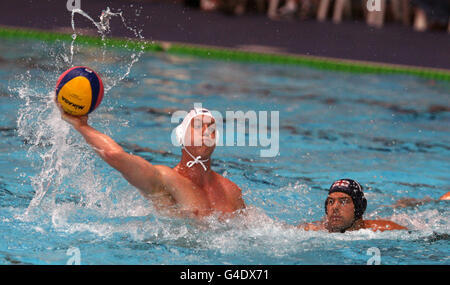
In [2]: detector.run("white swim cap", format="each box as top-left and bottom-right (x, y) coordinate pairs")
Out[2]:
(175, 107), (219, 147)
(175, 107), (219, 171)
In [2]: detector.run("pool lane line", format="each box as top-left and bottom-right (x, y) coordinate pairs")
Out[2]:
(0, 26), (164, 53)
(1, 26), (449, 82)
(165, 42), (450, 81)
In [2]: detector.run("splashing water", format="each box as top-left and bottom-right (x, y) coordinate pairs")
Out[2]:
(12, 6), (145, 221)
(69, 7), (145, 92)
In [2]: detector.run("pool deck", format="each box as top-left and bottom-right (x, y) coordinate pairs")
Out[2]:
(0, 0), (449, 70)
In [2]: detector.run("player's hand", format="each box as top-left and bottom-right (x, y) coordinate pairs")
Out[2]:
(54, 97), (89, 129)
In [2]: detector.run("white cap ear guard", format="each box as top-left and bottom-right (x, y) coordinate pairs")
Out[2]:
(175, 107), (219, 147)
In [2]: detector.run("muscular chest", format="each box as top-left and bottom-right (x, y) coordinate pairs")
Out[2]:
(202, 183), (233, 210)
(173, 179), (236, 216)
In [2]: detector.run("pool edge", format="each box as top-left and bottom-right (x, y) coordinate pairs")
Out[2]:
(1, 25), (449, 82)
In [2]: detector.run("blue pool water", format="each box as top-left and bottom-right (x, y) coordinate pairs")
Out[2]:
(0, 37), (449, 265)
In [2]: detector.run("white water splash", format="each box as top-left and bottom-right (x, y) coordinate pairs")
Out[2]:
(70, 7), (145, 92)
(13, 6), (146, 221)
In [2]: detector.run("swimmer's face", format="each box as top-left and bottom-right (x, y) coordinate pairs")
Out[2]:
(325, 192), (355, 233)
(184, 115), (216, 157)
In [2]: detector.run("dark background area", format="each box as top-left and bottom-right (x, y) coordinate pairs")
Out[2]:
(0, 0), (449, 69)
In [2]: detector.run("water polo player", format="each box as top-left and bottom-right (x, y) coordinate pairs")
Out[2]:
(55, 102), (246, 218)
(299, 179), (407, 232)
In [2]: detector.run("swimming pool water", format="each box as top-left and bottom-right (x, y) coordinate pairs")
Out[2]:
(0, 38), (449, 265)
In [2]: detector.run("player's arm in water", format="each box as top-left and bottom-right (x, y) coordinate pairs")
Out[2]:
(55, 101), (164, 197)
(361, 220), (407, 232)
(386, 191), (449, 208)
(297, 219), (406, 232)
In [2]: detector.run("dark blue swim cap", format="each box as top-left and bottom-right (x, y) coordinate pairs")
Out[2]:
(325, 179), (367, 220)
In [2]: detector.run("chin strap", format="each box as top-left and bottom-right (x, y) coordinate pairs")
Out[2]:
(182, 146), (209, 171)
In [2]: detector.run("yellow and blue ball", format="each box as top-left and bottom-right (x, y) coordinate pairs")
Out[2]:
(55, 66), (104, 116)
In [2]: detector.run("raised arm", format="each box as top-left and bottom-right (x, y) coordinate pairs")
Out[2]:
(56, 102), (163, 196)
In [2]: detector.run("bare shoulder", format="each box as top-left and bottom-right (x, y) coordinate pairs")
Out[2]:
(214, 172), (242, 193)
(439, 192), (450, 200)
(213, 172), (246, 209)
(152, 164), (192, 190)
(153, 164), (177, 177)
(364, 220), (407, 232)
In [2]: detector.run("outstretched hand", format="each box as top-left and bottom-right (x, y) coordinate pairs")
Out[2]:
(54, 97), (89, 129)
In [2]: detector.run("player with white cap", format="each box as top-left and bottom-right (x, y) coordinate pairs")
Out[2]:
(56, 102), (246, 218)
